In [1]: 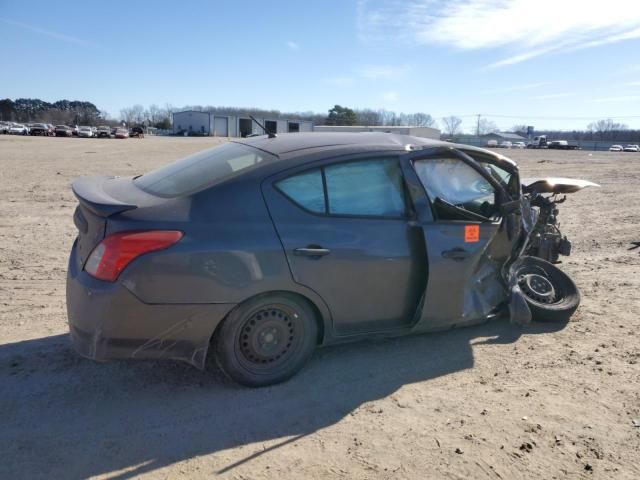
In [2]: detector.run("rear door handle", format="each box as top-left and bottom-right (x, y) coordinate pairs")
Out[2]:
(294, 247), (331, 257)
(442, 248), (469, 261)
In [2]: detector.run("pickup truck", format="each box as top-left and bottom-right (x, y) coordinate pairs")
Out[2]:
(528, 135), (579, 150)
(96, 126), (112, 138)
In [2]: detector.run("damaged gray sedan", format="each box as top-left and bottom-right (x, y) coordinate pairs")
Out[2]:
(66, 133), (598, 386)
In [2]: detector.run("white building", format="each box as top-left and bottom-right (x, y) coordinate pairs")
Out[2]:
(313, 125), (440, 139)
(172, 110), (314, 137)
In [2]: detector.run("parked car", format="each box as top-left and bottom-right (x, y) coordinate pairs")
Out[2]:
(512, 142), (526, 149)
(499, 141), (512, 148)
(29, 123), (49, 136)
(0, 122), (12, 134)
(623, 144), (639, 152)
(9, 124), (29, 135)
(77, 126), (94, 138)
(130, 126), (144, 138)
(96, 126), (112, 138)
(72, 125), (79, 136)
(114, 128), (129, 139)
(486, 139), (498, 147)
(609, 144), (624, 152)
(67, 133), (598, 387)
(55, 125), (74, 137)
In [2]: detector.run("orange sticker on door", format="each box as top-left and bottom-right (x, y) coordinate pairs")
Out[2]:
(464, 225), (480, 243)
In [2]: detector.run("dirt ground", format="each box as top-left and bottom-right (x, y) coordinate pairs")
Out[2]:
(1, 135), (639, 480)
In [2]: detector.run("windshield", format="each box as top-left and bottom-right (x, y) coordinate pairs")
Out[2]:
(134, 142), (275, 197)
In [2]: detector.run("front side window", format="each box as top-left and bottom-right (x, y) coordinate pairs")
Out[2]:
(275, 158), (406, 218)
(135, 142), (274, 197)
(414, 157), (497, 221)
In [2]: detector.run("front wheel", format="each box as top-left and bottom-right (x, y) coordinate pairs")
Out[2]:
(516, 256), (580, 322)
(211, 293), (318, 387)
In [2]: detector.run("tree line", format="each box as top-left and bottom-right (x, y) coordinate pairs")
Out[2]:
(510, 119), (639, 141)
(0, 98), (103, 125)
(3, 98), (638, 141)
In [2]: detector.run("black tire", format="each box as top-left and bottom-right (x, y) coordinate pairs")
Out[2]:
(516, 256), (580, 322)
(211, 293), (318, 387)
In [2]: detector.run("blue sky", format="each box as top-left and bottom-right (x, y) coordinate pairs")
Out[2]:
(2, 0), (640, 132)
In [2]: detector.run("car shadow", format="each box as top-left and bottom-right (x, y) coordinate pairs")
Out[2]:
(1, 318), (567, 479)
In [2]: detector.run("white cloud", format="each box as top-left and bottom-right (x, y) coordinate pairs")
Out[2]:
(593, 95), (640, 102)
(322, 65), (408, 87)
(357, 0), (640, 68)
(286, 41), (300, 51)
(358, 64), (410, 80)
(482, 82), (552, 94)
(3, 19), (97, 47)
(381, 90), (399, 101)
(530, 92), (578, 100)
(323, 76), (355, 86)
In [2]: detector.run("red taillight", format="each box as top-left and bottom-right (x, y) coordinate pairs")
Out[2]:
(85, 230), (183, 282)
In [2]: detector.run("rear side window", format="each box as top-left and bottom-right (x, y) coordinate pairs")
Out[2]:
(325, 159), (405, 216)
(134, 142), (274, 196)
(275, 158), (406, 218)
(276, 170), (325, 213)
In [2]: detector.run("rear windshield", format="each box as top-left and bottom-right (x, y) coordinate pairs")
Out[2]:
(134, 142), (275, 197)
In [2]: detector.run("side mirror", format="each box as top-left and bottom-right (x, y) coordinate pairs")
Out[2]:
(499, 199), (522, 216)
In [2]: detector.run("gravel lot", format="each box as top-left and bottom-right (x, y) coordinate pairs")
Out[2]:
(1, 135), (639, 479)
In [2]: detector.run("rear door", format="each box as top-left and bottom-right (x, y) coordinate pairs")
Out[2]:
(401, 148), (515, 331)
(263, 155), (426, 335)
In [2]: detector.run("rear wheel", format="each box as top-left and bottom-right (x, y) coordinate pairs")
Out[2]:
(211, 293), (318, 387)
(516, 256), (580, 322)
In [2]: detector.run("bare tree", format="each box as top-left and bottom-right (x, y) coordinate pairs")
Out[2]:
(120, 104), (145, 125)
(587, 118), (629, 140)
(477, 118), (499, 135)
(355, 108), (382, 126)
(441, 116), (463, 137)
(378, 109), (400, 126)
(511, 124), (528, 136)
(411, 112), (437, 128)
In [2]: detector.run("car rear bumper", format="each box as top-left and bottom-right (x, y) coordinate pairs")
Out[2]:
(66, 241), (235, 369)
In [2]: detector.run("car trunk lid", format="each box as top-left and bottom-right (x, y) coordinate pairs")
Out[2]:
(72, 176), (138, 266)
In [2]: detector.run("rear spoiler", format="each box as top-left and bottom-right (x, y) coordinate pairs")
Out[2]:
(72, 176), (137, 217)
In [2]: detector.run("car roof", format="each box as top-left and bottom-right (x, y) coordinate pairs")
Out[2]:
(232, 132), (518, 171)
(234, 132), (448, 156)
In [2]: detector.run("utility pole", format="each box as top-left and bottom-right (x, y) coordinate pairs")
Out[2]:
(476, 114), (481, 136)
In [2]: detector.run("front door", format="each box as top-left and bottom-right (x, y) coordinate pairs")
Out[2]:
(402, 148), (516, 331)
(263, 156), (426, 335)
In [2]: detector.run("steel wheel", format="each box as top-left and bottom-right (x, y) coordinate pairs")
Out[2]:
(236, 305), (299, 371)
(514, 256), (580, 323)
(518, 272), (558, 304)
(212, 294), (318, 387)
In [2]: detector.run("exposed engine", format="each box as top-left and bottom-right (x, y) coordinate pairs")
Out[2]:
(525, 193), (572, 263)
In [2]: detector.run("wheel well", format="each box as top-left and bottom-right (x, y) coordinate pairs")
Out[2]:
(209, 291), (325, 347)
